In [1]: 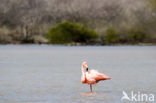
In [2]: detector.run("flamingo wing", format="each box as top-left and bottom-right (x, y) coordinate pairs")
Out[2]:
(86, 70), (111, 83)
(95, 73), (111, 82)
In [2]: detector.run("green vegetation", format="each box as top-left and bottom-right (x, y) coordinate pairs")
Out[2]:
(99, 28), (149, 45)
(105, 28), (119, 44)
(46, 22), (98, 44)
(128, 30), (147, 43)
(149, 0), (156, 9)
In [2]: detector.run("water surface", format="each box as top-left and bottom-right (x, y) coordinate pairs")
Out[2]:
(0, 45), (156, 103)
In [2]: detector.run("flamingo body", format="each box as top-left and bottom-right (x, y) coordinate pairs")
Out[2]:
(81, 70), (111, 84)
(81, 61), (111, 92)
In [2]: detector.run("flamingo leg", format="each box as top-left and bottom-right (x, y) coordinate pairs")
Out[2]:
(90, 84), (92, 92)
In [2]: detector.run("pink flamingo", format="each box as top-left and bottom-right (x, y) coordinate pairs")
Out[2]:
(81, 61), (111, 92)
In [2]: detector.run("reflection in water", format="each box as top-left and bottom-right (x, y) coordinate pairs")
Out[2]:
(80, 92), (95, 96)
(80, 90), (113, 96)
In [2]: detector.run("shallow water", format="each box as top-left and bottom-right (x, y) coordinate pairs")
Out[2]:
(0, 45), (156, 103)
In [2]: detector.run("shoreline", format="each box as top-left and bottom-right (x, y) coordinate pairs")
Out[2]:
(0, 43), (156, 46)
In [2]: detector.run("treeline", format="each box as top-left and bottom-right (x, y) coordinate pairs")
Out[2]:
(46, 21), (154, 45)
(0, 0), (156, 44)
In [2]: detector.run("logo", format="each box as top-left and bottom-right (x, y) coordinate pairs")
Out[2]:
(121, 91), (155, 102)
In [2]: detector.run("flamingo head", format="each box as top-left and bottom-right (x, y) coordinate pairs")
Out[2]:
(82, 61), (88, 71)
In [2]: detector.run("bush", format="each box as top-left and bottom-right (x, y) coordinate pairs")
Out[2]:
(105, 28), (119, 44)
(46, 21), (98, 44)
(128, 30), (147, 43)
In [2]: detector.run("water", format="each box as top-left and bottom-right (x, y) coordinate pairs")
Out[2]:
(0, 45), (156, 103)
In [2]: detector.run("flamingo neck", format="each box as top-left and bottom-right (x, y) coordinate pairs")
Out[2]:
(81, 65), (85, 75)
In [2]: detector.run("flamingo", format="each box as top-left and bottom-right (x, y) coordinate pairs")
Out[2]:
(81, 61), (111, 92)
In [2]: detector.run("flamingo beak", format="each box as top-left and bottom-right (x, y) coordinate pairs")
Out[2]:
(86, 67), (89, 72)
(83, 63), (88, 72)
